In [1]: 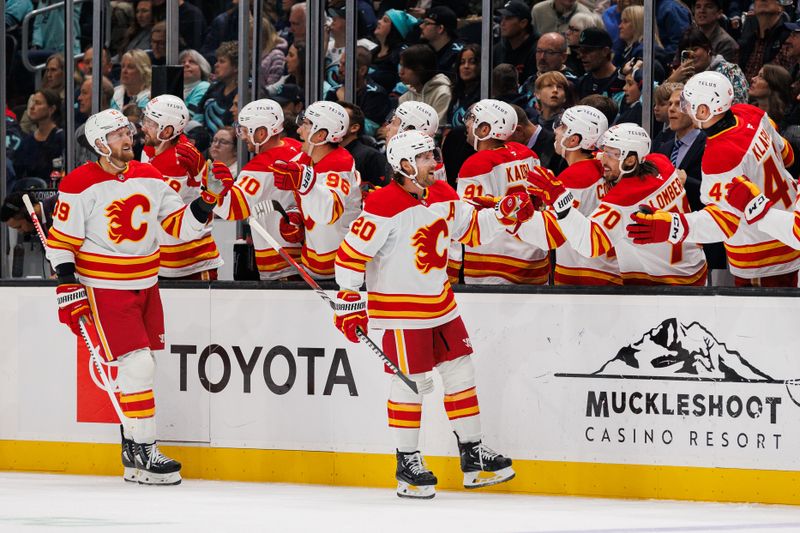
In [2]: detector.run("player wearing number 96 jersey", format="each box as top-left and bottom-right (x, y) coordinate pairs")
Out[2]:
(528, 123), (707, 285)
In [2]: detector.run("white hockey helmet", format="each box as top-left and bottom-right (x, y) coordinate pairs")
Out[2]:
(391, 101), (439, 137)
(386, 130), (437, 185)
(236, 99), (284, 151)
(143, 94), (189, 141)
(680, 71), (734, 125)
(555, 105), (608, 152)
(467, 99), (517, 150)
(598, 123), (651, 177)
(300, 101), (349, 145)
(85, 109), (136, 157)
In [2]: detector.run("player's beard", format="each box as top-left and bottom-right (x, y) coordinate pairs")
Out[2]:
(110, 141), (135, 165)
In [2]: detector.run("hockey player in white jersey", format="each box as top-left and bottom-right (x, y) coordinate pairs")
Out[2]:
(140, 94), (223, 280)
(383, 101), (446, 182)
(516, 105), (622, 285)
(334, 130), (534, 499)
(454, 99), (547, 284)
(210, 99), (307, 279)
(46, 109), (233, 485)
(627, 72), (800, 287)
(271, 101), (361, 279)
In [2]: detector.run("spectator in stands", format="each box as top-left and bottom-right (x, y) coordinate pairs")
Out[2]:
(1, 191), (55, 236)
(656, 0), (692, 57)
(13, 89), (64, 181)
(289, 2), (306, 46)
(614, 6), (664, 67)
(259, 17), (289, 90)
(617, 60), (644, 124)
(371, 9), (417, 94)
(201, 1), (238, 65)
(266, 42), (306, 96)
(508, 104), (565, 173)
(75, 75), (114, 163)
(532, 0), (592, 35)
(492, 64), (528, 108)
(30, 0), (81, 61)
(565, 12), (606, 77)
(177, 0), (206, 51)
(79, 47), (116, 85)
(273, 83), (305, 118)
(535, 32), (574, 81)
(667, 28), (749, 104)
(652, 81), (679, 148)
(575, 28), (624, 101)
(495, 1), (538, 82)
(534, 71), (571, 130)
(339, 102), (390, 190)
(601, 0), (641, 48)
(120, 0), (154, 55)
(198, 41), (238, 134)
(209, 126), (238, 175)
(325, 48), (391, 137)
(447, 44), (481, 129)
(326, 7), (347, 67)
(748, 64), (793, 125)
(738, 0), (792, 81)
(693, 0), (739, 63)
(42, 53), (66, 97)
(398, 44), (452, 124)
(420, 6), (463, 79)
(180, 49), (211, 122)
(111, 49), (151, 110)
(148, 21), (166, 66)
(5, 0), (32, 31)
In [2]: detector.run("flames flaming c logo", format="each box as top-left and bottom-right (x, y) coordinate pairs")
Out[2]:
(106, 194), (151, 243)
(412, 218), (449, 274)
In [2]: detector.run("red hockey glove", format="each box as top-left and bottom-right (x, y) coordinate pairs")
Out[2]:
(626, 206), (688, 244)
(271, 160), (315, 194)
(175, 142), (207, 178)
(526, 166), (573, 218)
(333, 290), (368, 344)
(201, 161), (234, 205)
(465, 195), (501, 210)
(56, 283), (92, 336)
(279, 206), (305, 244)
(726, 176), (773, 224)
(495, 192), (535, 233)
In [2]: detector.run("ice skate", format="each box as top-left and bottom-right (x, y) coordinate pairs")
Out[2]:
(456, 433), (515, 489)
(395, 450), (437, 499)
(133, 442), (182, 486)
(120, 426), (138, 483)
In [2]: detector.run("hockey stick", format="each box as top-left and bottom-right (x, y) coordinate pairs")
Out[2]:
(22, 194), (126, 422)
(248, 203), (427, 394)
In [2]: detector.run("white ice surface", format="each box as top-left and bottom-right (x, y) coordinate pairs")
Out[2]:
(1, 472), (800, 532)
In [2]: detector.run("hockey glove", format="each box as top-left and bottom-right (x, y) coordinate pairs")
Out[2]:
(333, 290), (368, 344)
(726, 176), (773, 224)
(56, 283), (92, 336)
(175, 142), (207, 178)
(272, 160), (315, 194)
(495, 192), (535, 233)
(201, 161), (234, 205)
(626, 206), (688, 245)
(526, 166), (573, 218)
(279, 206), (305, 244)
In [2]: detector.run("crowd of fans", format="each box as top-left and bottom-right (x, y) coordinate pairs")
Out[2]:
(3, 0), (800, 285)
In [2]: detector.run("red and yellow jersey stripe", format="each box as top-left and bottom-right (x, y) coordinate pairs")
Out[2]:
(456, 210), (481, 247)
(782, 137), (795, 168)
(118, 390), (155, 419)
(589, 222), (613, 258)
(302, 246), (337, 277)
(368, 285), (457, 322)
(160, 206), (189, 238)
(159, 235), (219, 269)
(255, 246), (301, 273)
(554, 265), (623, 286)
(463, 251), (550, 285)
(542, 211), (567, 250)
(335, 240), (373, 274)
(387, 400), (422, 429)
(705, 205), (741, 239)
(225, 186), (252, 221)
(76, 250), (160, 282)
(622, 263), (708, 286)
(47, 227), (84, 254)
(443, 387), (480, 421)
(725, 239), (800, 270)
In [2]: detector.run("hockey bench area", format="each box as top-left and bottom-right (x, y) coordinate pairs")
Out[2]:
(2, 280), (800, 506)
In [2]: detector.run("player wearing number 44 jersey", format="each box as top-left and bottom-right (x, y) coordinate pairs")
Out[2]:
(46, 109), (233, 485)
(140, 95), (223, 280)
(210, 99), (308, 280)
(334, 130), (533, 499)
(627, 72), (800, 287)
(526, 123), (707, 285)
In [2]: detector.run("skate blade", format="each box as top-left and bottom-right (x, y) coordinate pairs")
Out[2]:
(123, 467), (138, 483)
(137, 471), (182, 486)
(396, 481), (435, 499)
(463, 466), (515, 489)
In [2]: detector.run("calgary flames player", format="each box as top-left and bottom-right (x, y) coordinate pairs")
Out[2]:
(626, 72), (800, 286)
(527, 123), (707, 285)
(383, 101), (446, 182)
(454, 99), (547, 284)
(140, 95), (223, 280)
(272, 101), (361, 279)
(333, 130), (534, 499)
(46, 109), (233, 485)
(516, 105), (622, 285)
(210, 99), (307, 279)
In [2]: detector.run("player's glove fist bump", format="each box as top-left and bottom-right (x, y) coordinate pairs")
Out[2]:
(201, 161), (234, 205)
(495, 192), (534, 232)
(176, 142), (206, 177)
(626, 205), (688, 244)
(526, 166), (573, 218)
(726, 176), (773, 224)
(272, 160), (315, 194)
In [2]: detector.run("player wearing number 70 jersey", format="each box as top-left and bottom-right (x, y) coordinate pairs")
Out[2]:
(627, 72), (800, 287)
(527, 123), (707, 285)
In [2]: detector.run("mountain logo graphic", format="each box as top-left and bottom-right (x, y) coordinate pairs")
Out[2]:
(555, 318), (800, 406)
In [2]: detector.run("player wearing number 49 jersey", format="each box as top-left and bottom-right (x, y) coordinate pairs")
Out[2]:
(46, 109), (233, 485)
(627, 72), (800, 287)
(140, 95), (223, 280)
